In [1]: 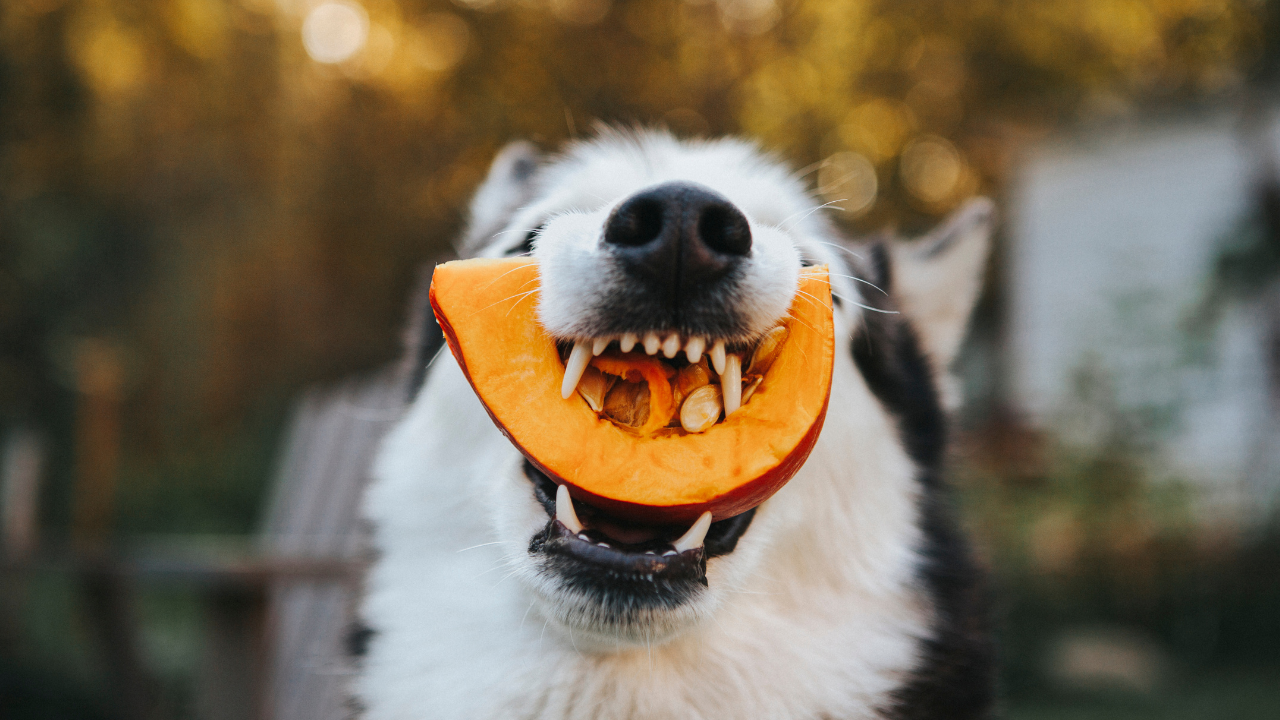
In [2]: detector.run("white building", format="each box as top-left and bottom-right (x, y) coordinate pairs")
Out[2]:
(1007, 110), (1280, 521)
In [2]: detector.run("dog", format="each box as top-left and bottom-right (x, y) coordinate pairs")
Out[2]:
(353, 129), (995, 720)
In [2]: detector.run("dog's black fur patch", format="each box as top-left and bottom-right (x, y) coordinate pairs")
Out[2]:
(405, 265), (447, 401)
(850, 247), (994, 720)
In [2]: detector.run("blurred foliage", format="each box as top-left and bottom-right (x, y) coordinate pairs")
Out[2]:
(958, 421), (1280, 715)
(0, 0), (1269, 532)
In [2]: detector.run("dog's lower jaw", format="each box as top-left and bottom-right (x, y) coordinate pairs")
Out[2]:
(524, 580), (719, 651)
(523, 521), (715, 647)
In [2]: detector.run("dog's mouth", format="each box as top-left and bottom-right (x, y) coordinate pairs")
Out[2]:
(525, 461), (756, 587)
(521, 328), (773, 598)
(557, 328), (788, 436)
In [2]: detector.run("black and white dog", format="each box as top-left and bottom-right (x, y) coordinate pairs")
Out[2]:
(354, 130), (995, 719)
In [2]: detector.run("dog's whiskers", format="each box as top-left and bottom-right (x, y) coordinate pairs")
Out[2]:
(504, 289), (539, 317)
(801, 268), (888, 296)
(520, 599), (536, 633)
(467, 287), (540, 318)
(809, 239), (866, 261)
(456, 540), (507, 553)
(778, 199), (844, 231)
(475, 258), (537, 292)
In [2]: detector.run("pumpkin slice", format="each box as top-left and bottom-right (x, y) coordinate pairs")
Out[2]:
(429, 258), (834, 524)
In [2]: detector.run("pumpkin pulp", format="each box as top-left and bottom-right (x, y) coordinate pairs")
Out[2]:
(429, 258), (835, 524)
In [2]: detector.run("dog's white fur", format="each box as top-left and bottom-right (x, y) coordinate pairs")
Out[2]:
(356, 131), (992, 719)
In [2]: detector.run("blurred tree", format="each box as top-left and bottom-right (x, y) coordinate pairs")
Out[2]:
(0, 0), (1266, 534)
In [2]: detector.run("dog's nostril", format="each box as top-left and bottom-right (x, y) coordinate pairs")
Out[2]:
(698, 203), (751, 256)
(605, 197), (665, 247)
(604, 181), (753, 307)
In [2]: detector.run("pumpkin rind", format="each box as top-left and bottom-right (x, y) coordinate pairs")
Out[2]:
(429, 258), (835, 524)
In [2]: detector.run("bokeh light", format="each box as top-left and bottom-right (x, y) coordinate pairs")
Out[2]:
(67, 9), (147, 97)
(718, 0), (780, 35)
(839, 99), (918, 165)
(900, 135), (963, 205)
(410, 13), (471, 72)
(817, 151), (878, 216)
(302, 1), (370, 65)
(550, 0), (613, 26)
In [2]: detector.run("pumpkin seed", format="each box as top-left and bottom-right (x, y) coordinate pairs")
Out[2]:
(577, 366), (615, 412)
(680, 385), (722, 433)
(747, 325), (789, 376)
(741, 375), (764, 404)
(673, 359), (713, 405)
(602, 379), (650, 428)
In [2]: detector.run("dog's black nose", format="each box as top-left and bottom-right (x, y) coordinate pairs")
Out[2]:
(603, 182), (751, 297)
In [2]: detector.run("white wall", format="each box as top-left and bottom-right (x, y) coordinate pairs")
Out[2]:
(1008, 113), (1275, 516)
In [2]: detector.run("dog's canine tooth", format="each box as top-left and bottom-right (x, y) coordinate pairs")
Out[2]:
(673, 511), (713, 552)
(685, 336), (705, 364)
(620, 333), (638, 353)
(592, 337), (611, 356)
(662, 333), (681, 358)
(561, 341), (593, 399)
(723, 354), (742, 416)
(710, 339), (727, 375)
(643, 332), (661, 355)
(556, 484), (584, 534)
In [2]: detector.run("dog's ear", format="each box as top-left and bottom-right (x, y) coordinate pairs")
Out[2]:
(458, 140), (541, 257)
(889, 197), (995, 374)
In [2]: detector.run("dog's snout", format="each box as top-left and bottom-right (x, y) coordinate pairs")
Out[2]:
(604, 182), (751, 296)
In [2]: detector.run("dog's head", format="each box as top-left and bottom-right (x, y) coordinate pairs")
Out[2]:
(453, 129), (992, 648)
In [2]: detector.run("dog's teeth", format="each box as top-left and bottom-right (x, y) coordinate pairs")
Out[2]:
(645, 550), (656, 555)
(673, 511), (713, 553)
(561, 341), (593, 399)
(578, 533), (589, 541)
(592, 337), (611, 356)
(556, 484), (584, 534)
(685, 337), (705, 364)
(710, 340), (727, 374)
(597, 542), (611, 548)
(663, 549), (677, 556)
(723, 353), (742, 416)
(662, 333), (680, 358)
(643, 332), (661, 355)
(620, 333), (638, 353)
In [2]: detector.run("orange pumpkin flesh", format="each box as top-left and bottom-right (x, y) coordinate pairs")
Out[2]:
(429, 258), (834, 524)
